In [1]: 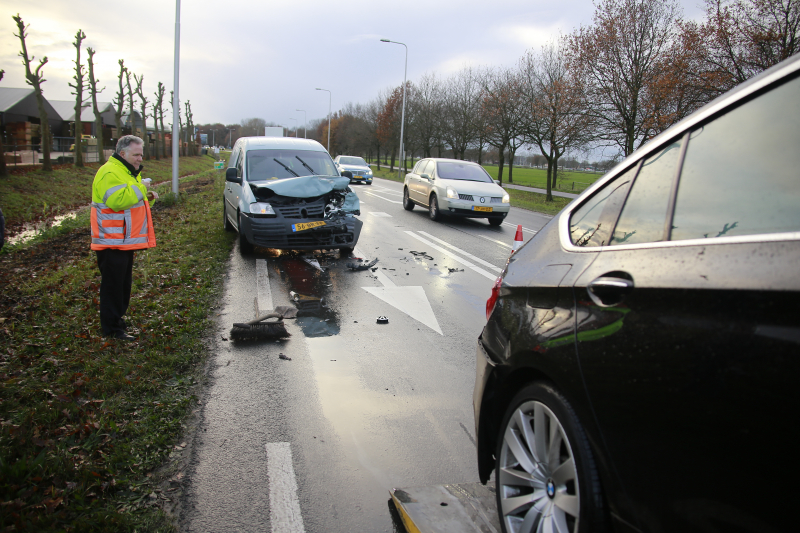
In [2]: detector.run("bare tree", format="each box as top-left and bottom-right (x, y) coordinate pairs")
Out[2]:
(520, 41), (594, 200)
(481, 67), (526, 183)
(240, 117), (267, 137)
(409, 73), (443, 158)
(442, 67), (482, 160)
(679, 0), (799, 104)
(113, 59), (126, 139)
(86, 47), (106, 164)
(125, 69), (135, 135)
(185, 101), (195, 156)
(133, 74), (150, 160)
(569, 0), (682, 156)
(13, 14), (52, 171)
(153, 82), (166, 160)
(69, 29), (87, 167)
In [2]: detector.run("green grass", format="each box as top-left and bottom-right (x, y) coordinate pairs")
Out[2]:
(0, 156), (219, 231)
(481, 165), (600, 193)
(0, 165), (235, 531)
(507, 188), (573, 216)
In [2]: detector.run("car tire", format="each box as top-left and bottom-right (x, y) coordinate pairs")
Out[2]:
(495, 382), (606, 533)
(366, 181), (372, 185)
(403, 188), (415, 211)
(429, 193), (441, 221)
(238, 213), (254, 256)
(223, 197), (234, 232)
(488, 216), (503, 227)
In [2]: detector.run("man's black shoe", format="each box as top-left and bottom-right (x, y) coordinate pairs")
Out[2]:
(112, 331), (136, 341)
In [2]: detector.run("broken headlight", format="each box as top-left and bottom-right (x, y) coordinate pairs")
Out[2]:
(250, 202), (276, 215)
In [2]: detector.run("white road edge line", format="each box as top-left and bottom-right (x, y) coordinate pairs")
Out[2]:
(266, 442), (306, 533)
(256, 258), (274, 314)
(362, 191), (402, 204)
(417, 231), (502, 272)
(404, 231), (496, 281)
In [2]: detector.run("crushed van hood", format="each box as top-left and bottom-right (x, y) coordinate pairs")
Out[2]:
(248, 175), (360, 215)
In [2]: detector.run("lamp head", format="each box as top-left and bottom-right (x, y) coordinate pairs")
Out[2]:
(380, 39), (390, 42)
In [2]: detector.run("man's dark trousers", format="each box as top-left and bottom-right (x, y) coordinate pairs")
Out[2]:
(96, 249), (134, 336)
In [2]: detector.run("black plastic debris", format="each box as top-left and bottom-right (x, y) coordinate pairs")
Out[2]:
(447, 268), (464, 273)
(289, 291), (326, 312)
(278, 353), (292, 361)
(377, 316), (389, 324)
(410, 251), (434, 260)
(347, 258), (378, 271)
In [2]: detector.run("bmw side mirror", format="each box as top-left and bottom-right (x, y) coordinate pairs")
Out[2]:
(226, 167), (242, 184)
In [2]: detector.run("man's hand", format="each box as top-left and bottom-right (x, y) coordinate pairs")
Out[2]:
(147, 191), (159, 201)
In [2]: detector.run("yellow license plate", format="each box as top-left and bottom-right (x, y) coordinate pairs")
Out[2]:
(354, 175), (362, 179)
(292, 221), (326, 232)
(473, 206), (493, 212)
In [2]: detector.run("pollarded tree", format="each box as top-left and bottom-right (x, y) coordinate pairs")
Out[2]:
(0, 69), (6, 177)
(185, 101), (195, 156)
(13, 14), (52, 171)
(113, 60), (126, 139)
(133, 74), (150, 160)
(69, 29), (87, 167)
(153, 82), (165, 160)
(569, 0), (682, 156)
(376, 84), (406, 171)
(170, 90), (183, 155)
(125, 69), (135, 135)
(86, 47), (106, 164)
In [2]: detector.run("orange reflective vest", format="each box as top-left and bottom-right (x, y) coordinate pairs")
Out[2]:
(91, 159), (156, 251)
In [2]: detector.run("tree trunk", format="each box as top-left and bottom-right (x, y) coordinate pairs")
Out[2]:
(390, 147), (396, 172)
(496, 144), (506, 184)
(508, 148), (516, 184)
(376, 146), (380, 170)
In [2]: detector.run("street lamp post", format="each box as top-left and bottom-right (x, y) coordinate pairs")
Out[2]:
(171, 0), (181, 195)
(380, 38), (408, 180)
(296, 109), (307, 138)
(315, 88), (331, 152)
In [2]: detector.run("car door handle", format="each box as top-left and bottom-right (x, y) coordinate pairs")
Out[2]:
(587, 274), (634, 307)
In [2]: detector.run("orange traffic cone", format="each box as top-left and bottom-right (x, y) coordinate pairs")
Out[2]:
(512, 225), (524, 253)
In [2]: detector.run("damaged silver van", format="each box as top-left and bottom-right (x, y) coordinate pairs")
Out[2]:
(223, 137), (362, 254)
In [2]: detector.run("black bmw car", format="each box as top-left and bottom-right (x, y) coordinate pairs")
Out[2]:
(474, 55), (800, 532)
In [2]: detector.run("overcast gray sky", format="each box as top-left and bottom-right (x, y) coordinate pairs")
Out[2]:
(2, 0), (705, 129)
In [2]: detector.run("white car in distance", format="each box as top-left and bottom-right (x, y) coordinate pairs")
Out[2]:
(403, 158), (510, 225)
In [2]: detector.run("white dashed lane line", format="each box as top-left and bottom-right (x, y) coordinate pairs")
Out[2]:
(404, 231), (497, 281)
(362, 191), (402, 204)
(266, 442), (306, 533)
(417, 231), (502, 273)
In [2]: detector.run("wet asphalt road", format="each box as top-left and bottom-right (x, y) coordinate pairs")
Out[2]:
(178, 178), (554, 532)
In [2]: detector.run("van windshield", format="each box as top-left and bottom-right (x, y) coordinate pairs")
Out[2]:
(246, 149), (338, 181)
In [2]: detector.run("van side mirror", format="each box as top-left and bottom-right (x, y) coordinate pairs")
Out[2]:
(226, 167), (242, 184)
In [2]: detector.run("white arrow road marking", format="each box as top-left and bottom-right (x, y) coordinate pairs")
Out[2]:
(353, 246), (442, 335)
(362, 286), (443, 335)
(417, 231), (501, 272)
(369, 212), (393, 217)
(256, 258), (274, 314)
(404, 231), (497, 281)
(266, 442), (306, 533)
(362, 191), (402, 204)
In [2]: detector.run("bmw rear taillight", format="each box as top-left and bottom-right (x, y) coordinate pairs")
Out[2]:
(486, 277), (502, 320)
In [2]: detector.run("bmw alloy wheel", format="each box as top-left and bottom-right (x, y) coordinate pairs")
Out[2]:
(497, 391), (582, 532)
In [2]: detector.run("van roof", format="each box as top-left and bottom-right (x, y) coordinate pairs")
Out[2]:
(238, 136), (328, 152)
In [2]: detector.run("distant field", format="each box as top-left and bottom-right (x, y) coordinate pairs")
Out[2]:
(369, 161), (602, 194)
(482, 165), (601, 194)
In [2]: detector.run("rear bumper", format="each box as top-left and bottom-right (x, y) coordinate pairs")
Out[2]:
(474, 336), (498, 484)
(241, 213), (362, 250)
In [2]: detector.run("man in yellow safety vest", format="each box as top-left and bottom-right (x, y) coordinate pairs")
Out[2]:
(90, 135), (157, 340)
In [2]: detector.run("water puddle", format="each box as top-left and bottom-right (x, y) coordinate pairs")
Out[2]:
(8, 210), (81, 246)
(275, 252), (341, 337)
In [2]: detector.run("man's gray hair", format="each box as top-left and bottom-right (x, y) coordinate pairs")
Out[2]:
(116, 135), (144, 154)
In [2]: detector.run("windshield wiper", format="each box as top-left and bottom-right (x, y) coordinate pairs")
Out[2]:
(295, 156), (316, 175)
(273, 158), (299, 177)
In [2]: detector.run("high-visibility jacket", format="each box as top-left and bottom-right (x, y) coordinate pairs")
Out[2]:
(91, 154), (156, 251)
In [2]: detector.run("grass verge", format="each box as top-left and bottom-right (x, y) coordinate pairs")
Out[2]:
(0, 168), (235, 531)
(507, 188), (573, 216)
(0, 156), (218, 235)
